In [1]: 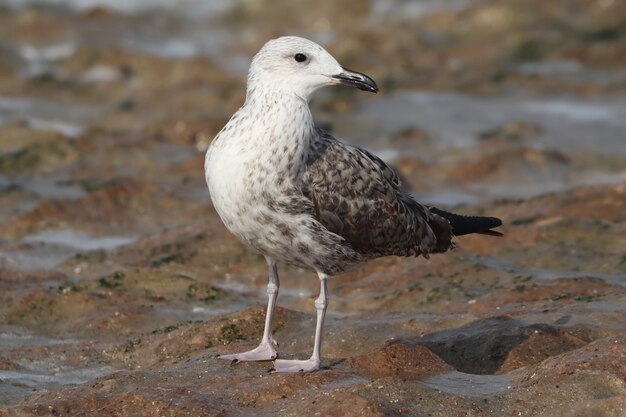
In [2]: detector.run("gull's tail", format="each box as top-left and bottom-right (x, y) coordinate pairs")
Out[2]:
(429, 207), (503, 237)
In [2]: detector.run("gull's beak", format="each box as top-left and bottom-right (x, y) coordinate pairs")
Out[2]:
(332, 67), (379, 93)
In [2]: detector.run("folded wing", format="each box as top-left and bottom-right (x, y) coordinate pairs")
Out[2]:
(302, 131), (453, 258)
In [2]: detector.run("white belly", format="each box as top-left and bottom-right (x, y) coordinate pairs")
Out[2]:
(205, 141), (257, 239)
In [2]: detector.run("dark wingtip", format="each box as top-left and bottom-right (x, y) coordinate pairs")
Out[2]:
(429, 207), (503, 237)
(475, 229), (504, 237)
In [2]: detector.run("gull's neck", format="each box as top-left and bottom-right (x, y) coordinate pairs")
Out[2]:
(242, 88), (317, 178)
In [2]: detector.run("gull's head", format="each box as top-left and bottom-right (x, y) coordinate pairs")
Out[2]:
(247, 36), (378, 102)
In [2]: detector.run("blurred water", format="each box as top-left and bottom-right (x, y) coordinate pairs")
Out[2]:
(0, 326), (75, 349)
(468, 254), (626, 287)
(22, 229), (135, 250)
(349, 92), (626, 155)
(0, 95), (97, 134)
(2, 0), (233, 15)
(371, 0), (471, 19)
(0, 325), (115, 406)
(0, 230), (135, 272)
(4, 0), (241, 78)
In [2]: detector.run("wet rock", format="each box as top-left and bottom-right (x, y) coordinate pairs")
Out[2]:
(0, 41), (23, 76)
(7, 392), (221, 417)
(481, 185), (626, 276)
(446, 145), (570, 184)
(484, 370), (625, 417)
(387, 126), (430, 144)
(349, 341), (452, 380)
(471, 277), (626, 313)
(111, 307), (294, 369)
(477, 121), (544, 142)
(514, 337), (626, 388)
(550, 395), (626, 417)
(0, 180), (206, 239)
(498, 326), (593, 373)
(0, 357), (21, 371)
(0, 136), (78, 175)
(2, 288), (131, 337)
(261, 391), (390, 417)
(417, 317), (591, 375)
(493, 183), (626, 223)
(221, 0), (371, 36)
(0, 125), (61, 156)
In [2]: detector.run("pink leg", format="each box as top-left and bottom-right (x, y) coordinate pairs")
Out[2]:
(218, 257), (279, 363)
(271, 272), (328, 373)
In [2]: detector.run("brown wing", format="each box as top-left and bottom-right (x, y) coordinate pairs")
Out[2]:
(302, 132), (452, 258)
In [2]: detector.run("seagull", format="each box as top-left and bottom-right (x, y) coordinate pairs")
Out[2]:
(204, 36), (502, 373)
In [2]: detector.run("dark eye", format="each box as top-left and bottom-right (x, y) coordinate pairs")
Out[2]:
(294, 53), (307, 63)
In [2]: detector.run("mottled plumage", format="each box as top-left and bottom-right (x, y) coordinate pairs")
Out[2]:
(303, 130), (454, 260)
(204, 36), (502, 373)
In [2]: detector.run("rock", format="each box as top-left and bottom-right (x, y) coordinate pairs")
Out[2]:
(545, 395), (626, 417)
(514, 337), (626, 388)
(416, 316), (592, 375)
(349, 341), (452, 380)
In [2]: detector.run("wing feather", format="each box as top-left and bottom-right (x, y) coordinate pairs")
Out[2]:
(302, 131), (452, 258)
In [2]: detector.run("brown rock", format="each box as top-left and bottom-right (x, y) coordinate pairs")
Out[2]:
(268, 391), (389, 417)
(349, 341), (452, 380)
(544, 395), (626, 417)
(446, 145), (570, 184)
(471, 278), (625, 311)
(493, 184), (626, 223)
(418, 316), (594, 375)
(8, 392), (222, 417)
(499, 326), (591, 373)
(514, 337), (626, 388)
(0, 357), (21, 371)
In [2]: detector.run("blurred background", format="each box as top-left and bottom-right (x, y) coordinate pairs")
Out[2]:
(1, 0), (625, 415)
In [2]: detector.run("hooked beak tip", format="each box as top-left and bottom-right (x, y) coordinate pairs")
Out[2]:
(333, 67), (379, 93)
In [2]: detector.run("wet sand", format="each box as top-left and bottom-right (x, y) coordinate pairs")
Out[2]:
(0, 0), (625, 416)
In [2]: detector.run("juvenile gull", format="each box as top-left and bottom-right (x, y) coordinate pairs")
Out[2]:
(204, 36), (502, 373)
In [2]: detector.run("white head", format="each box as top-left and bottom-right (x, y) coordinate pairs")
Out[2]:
(246, 36), (378, 102)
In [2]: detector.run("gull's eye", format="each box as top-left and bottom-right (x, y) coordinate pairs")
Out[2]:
(294, 53), (307, 63)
